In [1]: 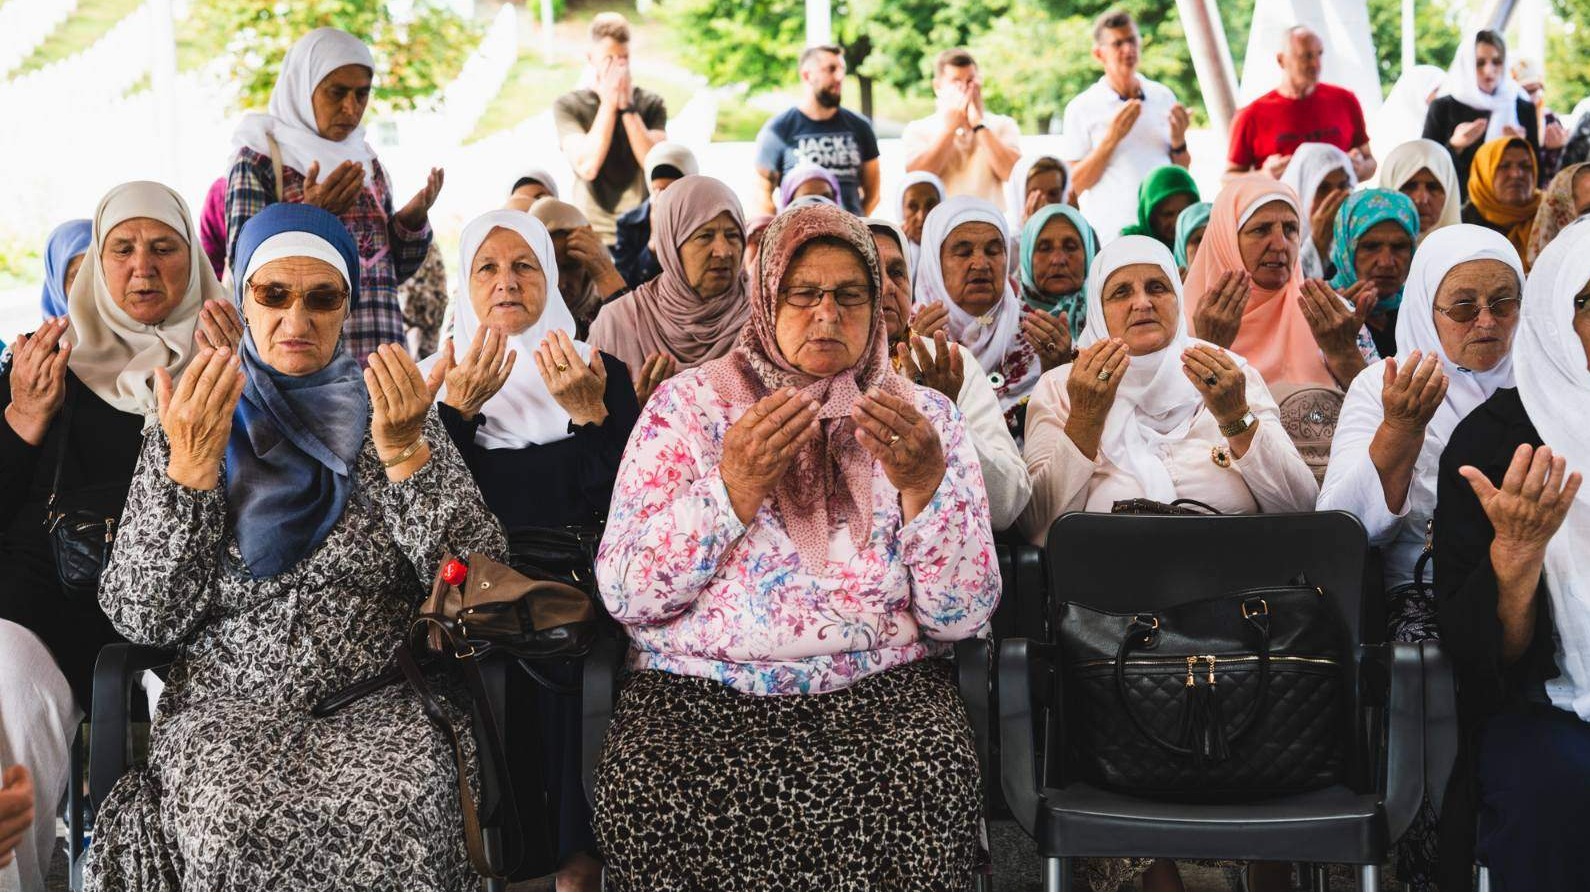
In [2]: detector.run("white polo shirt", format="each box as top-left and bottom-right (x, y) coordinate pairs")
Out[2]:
(1058, 75), (1182, 243)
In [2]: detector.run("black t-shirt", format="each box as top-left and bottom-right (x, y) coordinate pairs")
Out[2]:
(754, 106), (880, 214)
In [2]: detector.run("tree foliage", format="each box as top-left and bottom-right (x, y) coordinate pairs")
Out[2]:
(188, 0), (480, 113)
(662, 0), (1476, 131)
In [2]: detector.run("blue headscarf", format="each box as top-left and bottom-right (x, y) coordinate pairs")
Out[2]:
(226, 204), (370, 579)
(1172, 202), (1213, 270)
(1018, 203), (1096, 341)
(41, 220), (92, 317)
(1328, 189), (1420, 313)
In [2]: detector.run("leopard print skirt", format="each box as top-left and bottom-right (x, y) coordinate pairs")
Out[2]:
(593, 660), (983, 891)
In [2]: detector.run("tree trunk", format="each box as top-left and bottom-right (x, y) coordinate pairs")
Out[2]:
(859, 75), (874, 121)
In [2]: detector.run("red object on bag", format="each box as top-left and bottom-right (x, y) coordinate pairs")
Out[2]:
(441, 557), (469, 587)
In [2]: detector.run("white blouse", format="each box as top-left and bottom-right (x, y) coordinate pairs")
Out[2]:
(1017, 364), (1319, 545)
(914, 340), (1032, 531)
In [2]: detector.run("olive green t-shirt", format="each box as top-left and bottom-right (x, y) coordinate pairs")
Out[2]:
(553, 86), (668, 241)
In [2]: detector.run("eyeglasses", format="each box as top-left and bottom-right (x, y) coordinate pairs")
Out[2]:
(781, 284), (872, 308)
(1433, 296), (1521, 323)
(247, 282), (349, 313)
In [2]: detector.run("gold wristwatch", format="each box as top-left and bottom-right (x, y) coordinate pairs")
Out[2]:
(1218, 410), (1256, 438)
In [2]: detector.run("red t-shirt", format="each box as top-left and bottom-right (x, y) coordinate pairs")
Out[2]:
(1227, 83), (1369, 167)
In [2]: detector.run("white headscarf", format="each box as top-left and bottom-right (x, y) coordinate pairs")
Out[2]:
(1075, 235), (1204, 501)
(643, 142), (700, 193)
(896, 170), (947, 269)
(513, 167), (560, 199)
(1379, 139), (1464, 235)
(420, 210), (591, 449)
(915, 196), (1021, 366)
(1281, 142), (1358, 278)
(1514, 217), (1590, 721)
(1372, 65), (1447, 155)
(1394, 224), (1522, 424)
(1443, 31), (1524, 145)
(64, 181), (226, 417)
(1005, 154), (1071, 231)
(863, 217), (914, 285)
(232, 28), (377, 185)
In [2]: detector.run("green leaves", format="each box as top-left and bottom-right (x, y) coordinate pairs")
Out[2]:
(188, 0), (480, 114)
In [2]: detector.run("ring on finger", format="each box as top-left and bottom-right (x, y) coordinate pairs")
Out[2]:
(888, 433), (901, 446)
(555, 362), (570, 372)
(1097, 369), (1112, 382)
(1203, 375), (1218, 387)
(1044, 341), (1058, 354)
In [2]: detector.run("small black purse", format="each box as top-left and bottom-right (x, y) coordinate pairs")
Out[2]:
(1056, 579), (1350, 801)
(43, 389), (118, 600)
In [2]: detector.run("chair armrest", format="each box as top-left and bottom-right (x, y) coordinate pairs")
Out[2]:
(1013, 544), (1047, 640)
(89, 643), (178, 811)
(1421, 640), (1459, 817)
(1381, 641), (1425, 842)
(997, 638), (1044, 837)
(581, 633), (620, 809)
(954, 637), (992, 808)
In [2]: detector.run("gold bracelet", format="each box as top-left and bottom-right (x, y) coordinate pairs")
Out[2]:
(381, 437), (426, 469)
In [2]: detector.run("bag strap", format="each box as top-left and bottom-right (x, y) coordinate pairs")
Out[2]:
(1111, 598), (1274, 756)
(1413, 518), (1434, 600)
(44, 379), (76, 520)
(1169, 498), (1222, 515)
(265, 132), (285, 203)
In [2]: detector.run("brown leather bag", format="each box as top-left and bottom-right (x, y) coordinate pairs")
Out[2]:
(314, 551), (598, 881)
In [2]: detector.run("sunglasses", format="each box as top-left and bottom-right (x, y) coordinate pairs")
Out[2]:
(781, 285), (872, 308)
(1432, 296), (1521, 323)
(248, 282), (349, 313)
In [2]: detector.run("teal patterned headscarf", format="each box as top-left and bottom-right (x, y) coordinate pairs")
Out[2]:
(1328, 189), (1420, 312)
(1172, 202), (1213, 269)
(1019, 203), (1096, 340)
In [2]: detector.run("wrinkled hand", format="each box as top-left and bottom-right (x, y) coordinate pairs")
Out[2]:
(1024, 186), (1054, 221)
(1169, 103), (1190, 146)
(1544, 119), (1570, 150)
(633, 352), (677, 407)
(897, 331), (965, 401)
(1311, 188), (1349, 258)
(0, 765), (34, 871)
(365, 344), (435, 460)
(1461, 444), (1583, 559)
(1381, 351), (1448, 435)
(910, 300), (951, 340)
(536, 330), (608, 426)
(1298, 278), (1364, 357)
(566, 225), (619, 278)
(1500, 124), (1527, 140)
(1341, 280), (1380, 325)
(303, 160), (365, 216)
(1022, 307), (1072, 371)
(1192, 270), (1251, 348)
(1450, 118), (1490, 150)
(396, 167), (444, 232)
(851, 388), (946, 506)
(435, 327), (517, 420)
(1261, 153), (1293, 179)
(194, 299), (244, 353)
(721, 388), (821, 523)
(1066, 339), (1130, 430)
(4, 316), (70, 447)
(1181, 344), (1248, 426)
(1107, 100), (1143, 144)
(157, 347), (245, 491)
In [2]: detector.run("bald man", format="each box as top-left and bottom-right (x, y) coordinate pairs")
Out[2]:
(1226, 26), (1376, 182)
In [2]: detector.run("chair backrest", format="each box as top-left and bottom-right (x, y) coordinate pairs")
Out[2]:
(1042, 510), (1373, 790)
(1044, 510), (1368, 646)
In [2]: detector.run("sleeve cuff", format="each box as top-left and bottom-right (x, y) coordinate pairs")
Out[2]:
(703, 470), (749, 543)
(392, 214), (432, 242)
(898, 466), (958, 547)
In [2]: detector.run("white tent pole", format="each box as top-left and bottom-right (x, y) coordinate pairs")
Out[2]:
(1402, 0), (1416, 73)
(805, 0), (832, 46)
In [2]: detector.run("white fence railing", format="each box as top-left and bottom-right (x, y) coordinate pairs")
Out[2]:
(0, 0), (81, 78)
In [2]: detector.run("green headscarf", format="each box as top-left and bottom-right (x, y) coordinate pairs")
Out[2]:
(1327, 189), (1420, 313)
(1119, 165), (1200, 243)
(1019, 203), (1095, 340)
(1172, 201), (1212, 269)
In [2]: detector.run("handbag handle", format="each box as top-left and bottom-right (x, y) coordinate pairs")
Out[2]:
(1111, 598), (1274, 757)
(44, 379), (75, 520)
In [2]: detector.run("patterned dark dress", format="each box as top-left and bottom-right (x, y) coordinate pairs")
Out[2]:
(83, 409), (505, 891)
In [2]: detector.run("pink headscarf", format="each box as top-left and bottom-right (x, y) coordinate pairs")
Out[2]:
(703, 204), (913, 568)
(1182, 175), (1335, 388)
(587, 175), (750, 371)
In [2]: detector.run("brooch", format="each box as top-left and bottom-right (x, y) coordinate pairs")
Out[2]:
(1211, 445), (1232, 469)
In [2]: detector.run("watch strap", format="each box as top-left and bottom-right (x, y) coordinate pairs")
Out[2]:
(1218, 411), (1257, 438)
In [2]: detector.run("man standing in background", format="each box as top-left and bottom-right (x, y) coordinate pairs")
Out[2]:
(902, 49), (1023, 209)
(753, 45), (881, 215)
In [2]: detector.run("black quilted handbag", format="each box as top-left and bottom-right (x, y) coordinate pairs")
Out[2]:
(43, 386), (119, 600)
(1057, 579), (1349, 800)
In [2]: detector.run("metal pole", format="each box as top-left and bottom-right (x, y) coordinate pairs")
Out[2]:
(1401, 0), (1415, 74)
(1175, 0), (1239, 134)
(150, 0), (179, 185)
(804, 0), (832, 47)
(1476, 0), (1518, 31)
(540, 0), (555, 61)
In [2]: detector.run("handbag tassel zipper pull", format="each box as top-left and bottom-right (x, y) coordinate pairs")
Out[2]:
(1178, 655), (1230, 763)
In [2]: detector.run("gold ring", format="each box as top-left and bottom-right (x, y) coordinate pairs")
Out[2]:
(555, 363), (569, 372)
(889, 434), (901, 445)
(1097, 369), (1112, 382)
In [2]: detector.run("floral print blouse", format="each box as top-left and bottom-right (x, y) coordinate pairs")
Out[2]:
(595, 367), (1001, 696)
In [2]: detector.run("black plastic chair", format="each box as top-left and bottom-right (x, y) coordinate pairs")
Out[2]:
(999, 511), (1427, 891)
(84, 643), (520, 890)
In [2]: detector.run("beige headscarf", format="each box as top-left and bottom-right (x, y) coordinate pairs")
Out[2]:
(65, 181), (225, 416)
(528, 196), (605, 325)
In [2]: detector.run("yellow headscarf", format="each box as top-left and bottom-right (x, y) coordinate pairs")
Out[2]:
(1466, 137), (1541, 262)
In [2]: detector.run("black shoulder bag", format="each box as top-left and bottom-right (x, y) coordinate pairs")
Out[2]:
(43, 385), (119, 600)
(1057, 578), (1350, 801)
